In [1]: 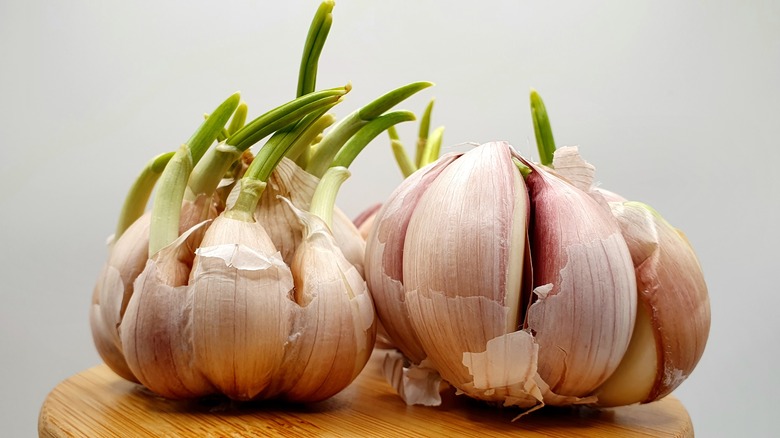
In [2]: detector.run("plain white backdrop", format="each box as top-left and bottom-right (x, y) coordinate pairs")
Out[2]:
(1, 1), (778, 436)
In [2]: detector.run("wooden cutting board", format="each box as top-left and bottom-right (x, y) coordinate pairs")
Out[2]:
(39, 351), (693, 437)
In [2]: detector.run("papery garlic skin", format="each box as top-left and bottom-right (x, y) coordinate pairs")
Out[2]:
(594, 202), (710, 406)
(523, 162), (637, 397)
(90, 195), (217, 383)
(365, 152), (463, 364)
(189, 216), (295, 400)
(403, 142), (528, 391)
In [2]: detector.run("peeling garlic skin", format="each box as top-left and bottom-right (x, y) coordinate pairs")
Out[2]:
(524, 164), (637, 397)
(365, 153), (463, 364)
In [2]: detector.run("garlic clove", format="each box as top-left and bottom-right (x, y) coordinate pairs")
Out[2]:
(89, 275), (137, 382)
(594, 201), (711, 406)
(402, 142), (529, 389)
(365, 152), (462, 364)
(253, 157), (319, 264)
(522, 160), (637, 397)
(120, 222), (216, 399)
(189, 214), (295, 400)
(278, 199), (376, 402)
(91, 194), (217, 383)
(592, 302), (657, 406)
(91, 214), (150, 383)
(247, 157), (366, 275)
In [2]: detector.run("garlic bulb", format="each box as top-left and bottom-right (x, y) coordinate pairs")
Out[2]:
(367, 90), (710, 412)
(121, 195), (376, 401)
(89, 0), (436, 401)
(115, 77), (428, 400)
(366, 141), (643, 411)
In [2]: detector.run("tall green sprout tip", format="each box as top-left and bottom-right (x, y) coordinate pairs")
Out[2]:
(530, 88), (556, 166)
(297, 0), (335, 97)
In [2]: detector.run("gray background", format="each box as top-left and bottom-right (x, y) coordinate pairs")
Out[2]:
(2, 0), (778, 436)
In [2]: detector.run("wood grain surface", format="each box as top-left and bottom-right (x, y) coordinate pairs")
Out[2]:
(39, 350), (694, 437)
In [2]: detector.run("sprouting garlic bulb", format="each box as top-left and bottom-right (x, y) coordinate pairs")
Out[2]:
(366, 141), (701, 411)
(119, 197), (375, 402)
(89, 0), (434, 404)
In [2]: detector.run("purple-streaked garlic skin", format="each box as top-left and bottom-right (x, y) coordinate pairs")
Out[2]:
(523, 163), (637, 397)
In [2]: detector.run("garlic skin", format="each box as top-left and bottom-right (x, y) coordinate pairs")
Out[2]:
(90, 195), (217, 382)
(523, 161), (637, 397)
(364, 152), (463, 364)
(594, 201), (711, 406)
